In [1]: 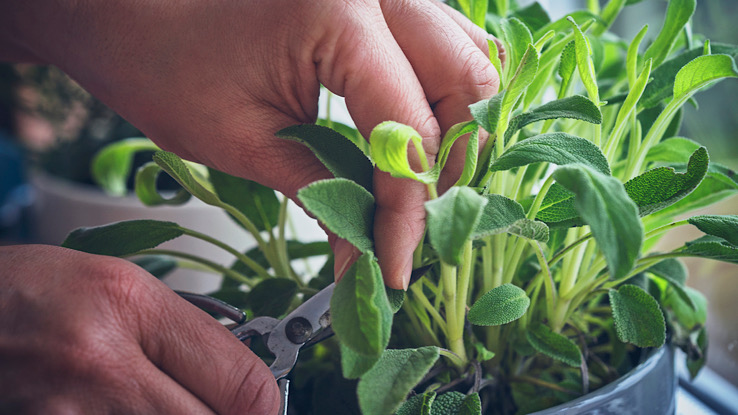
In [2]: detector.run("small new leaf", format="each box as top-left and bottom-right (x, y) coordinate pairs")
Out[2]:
(468, 284), (530, 326)
(370, 121), (440, 184)
(609, 285), (666, 347)
(526, 323), (582, 367)
(425, 187), (488, 265)
(91, 137), (159, 196)
(209, 167), (280, 231)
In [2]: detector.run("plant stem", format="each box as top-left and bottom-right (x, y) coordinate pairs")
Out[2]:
(456, 241), (474, 335)
(181, 228), (272, 280)
(410, 284), (448, 337)
(441, 262), (467, 365)
(526, 175), (555, 219)
(129, 249), (256, 287)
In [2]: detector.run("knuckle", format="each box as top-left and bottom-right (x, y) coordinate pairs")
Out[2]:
(221, 353), (279, 415)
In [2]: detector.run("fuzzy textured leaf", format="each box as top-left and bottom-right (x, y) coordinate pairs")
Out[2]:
(609, 285), (666, 347)
(505, 95), (602, 142)
(473, 195), (548, 242)
(673, 54), (738, 101)
(62, 220), (184, 256)
(386, 288), (405, 314)
(646, 258), (694, 310)
(624, 147), (708, 216)
(153, 151), (221, 205)
(358, 347), (440, 415)
(426, 187), (488, 265)
(469, 93), (504, 135)
(526, 323), (582, 367)
(490, 133), (610, 175)
(553, 165), (643, 280)
(569, 17), (600, 103)
(688, 215), (738, 246)
(664, 285), (708, 331)
(209, 167), (280, 231)
(500, 17), (534, 73)
(298, 178), (375, 254)
(645, 137), (701, 164)
(340, 342), (380, 380)
(370, 121), (439, 184)
(468, 284), (530, 326)
(396, 392), (436, 415)
(331, 253), (392, 357)
(643, 0), (696, 67)
(277, 124), (373, 192)
(681, 236), (738, 265)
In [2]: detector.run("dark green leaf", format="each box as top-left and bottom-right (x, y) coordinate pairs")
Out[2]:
(505, 95), (602, 143)
(430, 392), (465, 415)
(245, 278), (298, 317)
(609, 284), (666, 347)
(298, 178), (375, 254)
(426, 187), (487, 265)
(688, 215), (738, 246)
(134, 162), (191, 206)
(526, 323), (582, 367)
(663, 285), (707, 331)
(62, 220), (184, 256)
(209, 287), (250, 311)
(646, 258), (687, 286)
(208, 167), (280, 231)
(357, 347), (440, 415)
(341, 342), (380, 380)
(473, 194), (548, 242)
(687, 327), (708, 379)
(315, 118), (370, 158)
(91, 137), (159, 196)
(331, 253), (392, 357)
(131, 255), (177, 279)
(396, 392), (436, 415)
(511, 3), (550, 33)
(681, 236), (738, 265)
(277, 124), (373, 192)
(642, 0), (696, 67)
(535, 184), (580, 228)
(468, 283), (530, 326)
(554, 165), (643, 280)
(654, 163), (738, 219)
(386, 287), (405, 314)
(624, 147), (708, 216)
(490, 133), (610, 175)
(458, 393), (482, 415)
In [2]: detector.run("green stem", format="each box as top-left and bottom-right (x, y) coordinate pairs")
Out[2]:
(527, 174), (555, 219)
(456, 240), (474, 334)
(181, 228), (271, 280)
(410, 284), (448, 337)
(532, 241), (557, 322)
(129, 249), (256, 287)
(441, 262), (467, 365)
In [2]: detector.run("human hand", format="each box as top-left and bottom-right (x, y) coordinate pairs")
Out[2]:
(0, 245), (279, 414)
(2, 0), (499, 289)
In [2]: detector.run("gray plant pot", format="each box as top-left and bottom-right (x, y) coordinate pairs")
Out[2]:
(533, 346), (676, 415)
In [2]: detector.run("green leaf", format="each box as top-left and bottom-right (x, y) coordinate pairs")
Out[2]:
(681, 236), (738, 265)
(526, 323), (582, 367)
(469, 93), (504, 135)
(609, 284), (666, 347)
(673, 54), (738, 102)
(535, 184), (580, 228)
(425, 187), (488, 265)
(468, 283), (530, 326)
(490, 133), (610, 175)
(500, 17), (534, 73)
(664, 285), (707, 331)
(593, 0), (625, 36)
(91, 137), (159, 196)
(316, 118), (370, 158)
(624, 147), (708, 216)
(435, 121), (480, 187)
(370, 121), (439, 184)
(645, 137), (701, 164)
(458, 393), (482, 415)
(62, 220), (184, 256)
(641, 43), (738, 108)
(134, 162), (192, 206)
(396, 392), (436, 415)
(553, 165), (643, 280)
(341, 342), (380, 380)
(627, 25), (649, 87)
(533, 11), (603, 42)
(131, 255), (177, 279)
(245, 278), (298, 317)
(568, 16), (600, 104)
(298, 178), (375, 254)
(646, 258), (694, 310)
(474, 342), (496, 362)
(277, 124), (373, 192)
(505, 95), (602, 143)
(687, 327), (708, 379)
(357, 347), (440, 415)
(688, 215), (738, 246)
(643, 0), (696, 67)
(208, 167), (280, 231)
(430, 392), (465, 415)
(557, 41), (577, 94)
(331, 253), (392, 357)
(386, 287), (405, 314)
(654, 163), (738, 219)
(511, 3), (550, 33)
(472, 194), (549, 242)
(153, 151), (221, 205)
(500, 45), (540, 132)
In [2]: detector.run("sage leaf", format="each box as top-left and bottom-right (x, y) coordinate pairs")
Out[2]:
(425, 187), (488, 265)
(316, 118), (370, 158)
(569, 17), (600, 104)
(646, 258), (694, 310)
(245, 278), (297, 317)
(533, 11), (603, 42)
(526, 323), (582, 367)
(469, 93), (504, 135)
(673, 54), (738, 102)
(396, 392), (436, 415)
(474, 343), (496, 362)
(553, 165), (643, 280)
(458, 393), (482, 415)
(357, 347), (440, 415)
(370, 121), (440, 184)
(646, 137), (701, 164)
(386, 287), (405, 314)
(430, 391), (480, 415)
(489, 133), (610, 175)
(643, 0), (696, 67)
(609, 284), (666, 347)
(209, 167), (280, 231)
(153, 151), (221, 205)
(558, 41), (577, 90)
(535, 184), (580, 228)
(298, 178), (375, 254)
(664, 285), (708, 331)
(473, 194), (549, 242)
(91, 137), (159, 196)
(512, 3), (550, 33)
(505, 95), (602, 143)
(681, 236), (738, 265)
(62, 220), (184, 256)
(331, 253), (392, 357)
(500, 45), (540, 132)
(131, 255), (177, 279)
(340, 342), (380, 380)
(135, 162), (192, 206)
(688, 215), (738, 246)
(468, 284), (530, 326)
(500, 17), (533, 73)
(624, 147), (708, 216)
(277, 124), (373, 192)
(687, 328), (708, 379)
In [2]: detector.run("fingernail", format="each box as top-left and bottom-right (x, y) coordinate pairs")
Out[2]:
(334, 241), (358, 282)
(401, 257), (413, 291)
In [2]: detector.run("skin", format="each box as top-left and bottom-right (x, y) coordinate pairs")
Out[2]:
(1, 0), (499, 412)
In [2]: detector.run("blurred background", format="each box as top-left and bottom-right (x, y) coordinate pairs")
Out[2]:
(0, 0), (735, 387)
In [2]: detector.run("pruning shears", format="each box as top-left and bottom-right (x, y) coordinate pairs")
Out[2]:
(177, 265), (432, 414)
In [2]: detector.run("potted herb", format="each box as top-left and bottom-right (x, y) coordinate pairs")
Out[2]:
(61, 0), (737, 413)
